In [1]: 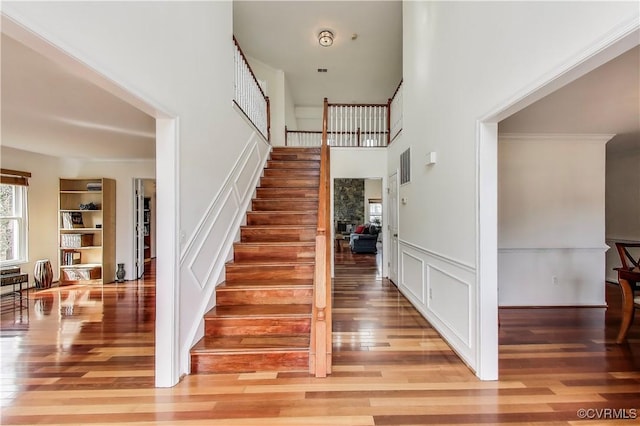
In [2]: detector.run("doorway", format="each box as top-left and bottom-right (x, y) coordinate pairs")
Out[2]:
(133, 178), (156, 279)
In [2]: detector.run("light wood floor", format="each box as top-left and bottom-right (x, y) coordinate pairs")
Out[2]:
(1, 254), (639, 425)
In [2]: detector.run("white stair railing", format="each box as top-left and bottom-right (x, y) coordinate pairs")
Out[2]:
(327, 103), (388, 147)
(285, 128), (322, 147)
(233, 37), (270, 141)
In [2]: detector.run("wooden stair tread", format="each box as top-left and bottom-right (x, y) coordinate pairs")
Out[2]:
(192, 335), (310, 353)
(227, 260), (315, 266)
(247, 210), (316, 215)
(241, 225), (316, 230)
(206, 304), (312, 318)
(254, 198), (319, 201)
(217, 279), (313, 289)
(192, 145), (320, 375)
(234, 241), (315, 247)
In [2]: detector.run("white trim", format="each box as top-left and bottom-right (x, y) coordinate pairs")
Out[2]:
(155, 118), (180, 387)
(0, 10), (179, 387)
(427, 264), (473, 348)
(476, 121), (498, 381)
(477, 17), (639, 382)
(400, 250), (425, 303)
(399, 239), (475, 272)
(498, 246), (610, 252)
(479, 17), (639, 124)
(499, 133), (616, 142)
(606, 237), (640, 244)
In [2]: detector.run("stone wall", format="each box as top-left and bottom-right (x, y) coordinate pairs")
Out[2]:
(334, 178), (364, 228)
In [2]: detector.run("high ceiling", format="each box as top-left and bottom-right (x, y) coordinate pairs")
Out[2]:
(500, 45), (640, 155)
(233, 1), (403, 106)
(1, 34), (156, 160)
(1, 2), (637, 161)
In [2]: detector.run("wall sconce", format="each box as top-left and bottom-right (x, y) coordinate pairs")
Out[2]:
(318, 30), (334, 47)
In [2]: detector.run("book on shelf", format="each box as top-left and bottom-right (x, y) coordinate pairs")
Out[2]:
(62, 212), (73, 229)
(62, 250), (81, 266)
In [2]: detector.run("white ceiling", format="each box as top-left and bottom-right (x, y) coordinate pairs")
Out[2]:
(500, 45), (640, 155)
(1, 3), (637, 161)
(233, 0), (403, 106)
(1, 34), (156, 161)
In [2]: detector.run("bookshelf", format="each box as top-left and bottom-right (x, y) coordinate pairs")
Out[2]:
(58, 178), (116, 285)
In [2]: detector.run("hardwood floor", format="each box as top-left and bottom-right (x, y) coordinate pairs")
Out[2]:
(1, 256), (639, 425)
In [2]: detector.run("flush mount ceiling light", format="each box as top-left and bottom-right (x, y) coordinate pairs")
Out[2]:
(318, 30), (334, 47)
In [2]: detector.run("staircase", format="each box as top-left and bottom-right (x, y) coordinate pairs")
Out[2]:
(190, 147), (320, 374)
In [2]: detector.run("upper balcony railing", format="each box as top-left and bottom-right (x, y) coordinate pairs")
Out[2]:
(233, 37), (270, 141)
(286, 79), (403, 148)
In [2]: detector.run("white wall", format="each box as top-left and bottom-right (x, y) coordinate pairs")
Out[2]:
(247, 56), (286, 146)
(331, 148), (388, 277)
(605, 143), (640, 282)
(284, 76), (298, 132)
(395, 1), (638, 376)
(3, 0), (268, 386)
(497, 134), (610, 306)
(295, 106), (323, 130)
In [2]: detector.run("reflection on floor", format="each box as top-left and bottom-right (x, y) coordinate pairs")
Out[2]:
(1, 258), (639, 425)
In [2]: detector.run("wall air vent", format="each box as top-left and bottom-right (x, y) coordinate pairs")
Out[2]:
(400, 148), (410, 185)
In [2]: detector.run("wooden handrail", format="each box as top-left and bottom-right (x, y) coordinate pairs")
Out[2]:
(390, 78), (403, 101)
(287, 130), (323, 134)
(310, 98), (332, 377)
(232, 36), (267, 100)
(328, 102), (388, 108)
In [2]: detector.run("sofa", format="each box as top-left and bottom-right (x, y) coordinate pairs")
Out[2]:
(349, 225), (379, 254)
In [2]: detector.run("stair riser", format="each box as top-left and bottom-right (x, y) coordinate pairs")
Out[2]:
(252, 199), (318, 211)
(256, 188), (318, 199)
(263, 169), (319, 178)
(204, 317), (311, 336)
(216, 288), (313, 306)
(260, 177), (319, 188)
(234, 245), (315, 262)
(241, 227), (316, 242)
(266, 161), (319, 170)
(226, 264), (315, 281)
(272, 147), (320, 153)
(191, 351), (309, 374)
(246, 213), (317, 226)
(270, 152), (320, 161)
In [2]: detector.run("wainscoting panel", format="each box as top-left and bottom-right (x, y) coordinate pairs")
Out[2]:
(401, 251), (425, 304)
(428, 265), (471, 347)
(498, 247), (607, 306)
(180, 131), (270, 373)
(188, 187), (238, 287)
(397, 240), (476, 370)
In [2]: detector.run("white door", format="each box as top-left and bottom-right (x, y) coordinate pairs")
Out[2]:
(133, 179), (145, 279)
(388, 172), (399, 285)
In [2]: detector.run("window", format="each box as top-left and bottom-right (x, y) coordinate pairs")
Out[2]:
(369, 198), (382, 227)
(1, 169), (30, 266)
